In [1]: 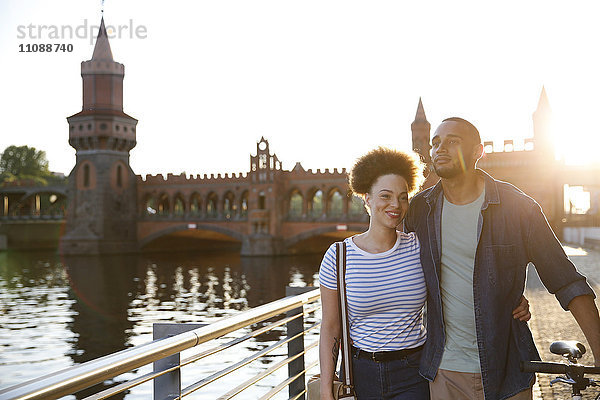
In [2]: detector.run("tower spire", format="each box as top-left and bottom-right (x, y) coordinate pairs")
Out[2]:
(535, 85), (552, 113)
(532, 86), (554, 156)
(91, 17), (114, 61)
(414, 97), (427, 121)
(411, 97), (431, 163)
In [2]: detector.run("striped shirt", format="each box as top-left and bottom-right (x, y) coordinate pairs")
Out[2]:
(318, 232), (427, 352)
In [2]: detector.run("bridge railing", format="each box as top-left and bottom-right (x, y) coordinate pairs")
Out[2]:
(0, 287), (321, 400)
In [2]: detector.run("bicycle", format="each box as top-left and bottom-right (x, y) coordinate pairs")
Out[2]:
(521, 340), (600, 400)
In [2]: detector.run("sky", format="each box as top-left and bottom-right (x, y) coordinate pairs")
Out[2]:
(1, 0), (599, 178)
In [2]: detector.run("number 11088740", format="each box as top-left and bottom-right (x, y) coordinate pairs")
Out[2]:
(19, 43), (73, 53)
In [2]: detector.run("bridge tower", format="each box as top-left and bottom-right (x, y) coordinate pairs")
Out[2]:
(531, 86), (563, 231)
(411, 97), (431, 164)
(242, 137), (284, 255)
(532, 86), (555, 158)
(61, 18), (138, 254)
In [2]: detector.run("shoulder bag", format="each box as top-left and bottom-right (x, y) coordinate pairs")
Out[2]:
(307, 241), (356, 399)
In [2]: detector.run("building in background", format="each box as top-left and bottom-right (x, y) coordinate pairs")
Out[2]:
(2, 19), (599, 253)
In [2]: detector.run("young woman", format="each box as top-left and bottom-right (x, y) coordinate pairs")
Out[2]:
(318, 147), (429, 399)
(317, 147), (530, 399)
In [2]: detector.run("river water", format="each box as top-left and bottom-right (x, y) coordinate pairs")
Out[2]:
(0, 250), (324, 399)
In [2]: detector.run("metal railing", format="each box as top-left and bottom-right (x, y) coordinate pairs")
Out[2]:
(0, 287), (321, 400)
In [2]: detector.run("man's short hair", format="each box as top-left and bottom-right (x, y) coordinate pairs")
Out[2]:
(442, 117), (481, 144)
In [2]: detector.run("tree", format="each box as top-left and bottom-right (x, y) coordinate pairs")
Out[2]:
(0, 145), (54, 185)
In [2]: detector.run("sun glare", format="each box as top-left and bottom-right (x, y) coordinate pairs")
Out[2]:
(554, 117), (600, 166)
(564, 185), (591, 214)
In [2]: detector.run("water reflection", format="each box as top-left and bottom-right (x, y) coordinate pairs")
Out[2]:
(0, 251), (74, 389)
(66, 255), (138, 362)
(0, 250), (323, 398)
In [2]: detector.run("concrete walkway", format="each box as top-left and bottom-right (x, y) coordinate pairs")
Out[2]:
(526, 245), (600, 400)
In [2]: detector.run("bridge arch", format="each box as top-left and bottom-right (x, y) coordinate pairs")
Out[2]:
(18, 186), (68, 198)
(141, 192), (157, 215)
(348, 194), (366, 218)
(206, 192), (218, 218)
(11, 189), (67, 217)
(189, 192), (202, 216)
(222, 191), (235, 219)
(18, 189), (67, 203)
(173, 192), (186, 216)
(157, 192), (170, 216)
(284, 224), (367, 250)
(326, 187), (345, 218)
(139, 223), (245, 249)
(307, 187), (324, 219)
(239, 191), (248, 218)
(287, 188), (304, 219)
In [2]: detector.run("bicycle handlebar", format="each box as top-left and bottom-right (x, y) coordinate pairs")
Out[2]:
(521, 361), (600, 375)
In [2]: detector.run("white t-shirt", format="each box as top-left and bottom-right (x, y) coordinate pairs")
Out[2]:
(439, 189), (485, 373)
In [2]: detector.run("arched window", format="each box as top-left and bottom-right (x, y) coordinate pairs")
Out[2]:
(2, 195), (8, 217)
(47, 193), (66, 217)
(189, 193), (201, 216)
(258, 192), (266, 209)
(240, 191), (249, 218)
(116, 165), (123, 188)
(289, 190), (303, 218)
(157, 193), (170, 216)
(144, 195), (157, 215)
(259, 154), (267, 169)
(309, 190), (323, 218)
(83, 164), (90, 188)
(327, 189), (343, 218)
(206, 193), (218, 218)
(223, 191), (235, 219)
(174, 194), (185, 216)
(349, 194), (366, 217)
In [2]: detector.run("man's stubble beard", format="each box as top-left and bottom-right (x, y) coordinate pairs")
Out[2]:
(433, 163), (463, 179)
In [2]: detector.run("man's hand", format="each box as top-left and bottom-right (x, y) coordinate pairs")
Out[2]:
(512, 295), (531, 322)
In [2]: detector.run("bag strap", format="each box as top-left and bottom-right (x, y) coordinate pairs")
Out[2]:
(336, 241), (354, 396)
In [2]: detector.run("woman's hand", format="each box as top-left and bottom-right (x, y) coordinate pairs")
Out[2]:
(512, 295), (531, 321)
(320, 389), (336, 400)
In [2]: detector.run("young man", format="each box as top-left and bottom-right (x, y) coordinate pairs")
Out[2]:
(405, 117), (600, 400)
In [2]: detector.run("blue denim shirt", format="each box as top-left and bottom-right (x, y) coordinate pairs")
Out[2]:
(405, 169), (596, 400)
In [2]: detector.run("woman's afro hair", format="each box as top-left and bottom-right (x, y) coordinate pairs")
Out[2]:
(349, 147), (424, 196)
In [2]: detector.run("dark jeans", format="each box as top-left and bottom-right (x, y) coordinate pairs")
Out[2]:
(351, 347), (430, 400)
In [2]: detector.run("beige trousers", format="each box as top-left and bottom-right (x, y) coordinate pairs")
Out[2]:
(430, 369), (533, 400)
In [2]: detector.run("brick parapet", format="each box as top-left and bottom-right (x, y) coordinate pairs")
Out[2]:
(138, 172), (250, 186)
(285, 167), (347, 178)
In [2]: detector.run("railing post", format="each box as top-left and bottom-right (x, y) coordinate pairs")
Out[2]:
(152, 323), (206, 400)
(286, 286), (314, 400)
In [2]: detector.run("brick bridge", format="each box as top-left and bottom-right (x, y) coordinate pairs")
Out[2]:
(0, 185), (67, 250)
(0, 137), (369, 255)
(136, 137), (368, 254)
(2, 19), (600, 255)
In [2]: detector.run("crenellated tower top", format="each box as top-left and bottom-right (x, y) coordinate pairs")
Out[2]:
(80, 18), (125, 111)
(250, 137), (282, 183)
(67, 17), (137, 153)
